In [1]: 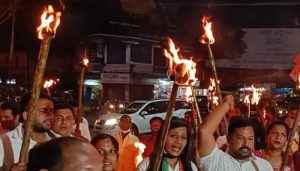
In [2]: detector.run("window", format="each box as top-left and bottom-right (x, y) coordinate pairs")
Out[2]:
(153, 47), (166, 67)
(143, 101), (168, 115)
(131, 44), (152, 64)
(107, 44), (126, 64)
(175, 101), (191, 110)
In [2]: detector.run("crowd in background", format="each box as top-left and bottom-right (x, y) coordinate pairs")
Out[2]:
(0, 92), (299, 171)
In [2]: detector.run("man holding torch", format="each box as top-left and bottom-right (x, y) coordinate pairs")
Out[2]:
(197, 95), (273, 171)
(0, 93), (54, 171)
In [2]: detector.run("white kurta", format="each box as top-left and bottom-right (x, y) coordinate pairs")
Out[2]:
(198, 145), (273, 171)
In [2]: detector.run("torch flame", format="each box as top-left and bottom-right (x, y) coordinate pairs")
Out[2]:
(251, 85), (261, 105)
(83, 58), (89, 67)
(164, 38), (197, 86)
(243, 95), (250, 104)
(243, 85), (262, 105)
(208, 78), (219, 106)
(43, 79), (57, 89)
(37, 5), (62, 40)
(134, 142), (146, 166)
(200, 16), (215, 44)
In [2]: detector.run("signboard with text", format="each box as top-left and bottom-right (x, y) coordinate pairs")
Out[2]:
(216, 28), (300, 69)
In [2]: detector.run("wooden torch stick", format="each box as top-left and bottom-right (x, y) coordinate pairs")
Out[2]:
(19, 36), (52, 163)
(191, 85), (202, 124)
(280, 104), (300, 171)
(76, 65), (85, 131)
(76, 48), (88, 135)
(152, 83), (179, 171)
(207, 44), (228, 135)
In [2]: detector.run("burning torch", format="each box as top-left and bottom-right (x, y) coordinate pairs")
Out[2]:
(152, 38), (197, 171)
(19, 5), (62, 163)
(43, 78), (59, 97)
(75, 49), (89, 139)
(243, 85), (262, 118)
(200, 16), (228, 135)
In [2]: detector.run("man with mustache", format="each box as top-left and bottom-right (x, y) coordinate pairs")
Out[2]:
(0, 102), (21, 135)
(0, 93), (54, 171)
(140, 117), (163, 158)
(198, 95), (273, 171)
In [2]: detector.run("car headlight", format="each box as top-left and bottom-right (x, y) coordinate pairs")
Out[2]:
(105, 119), (118, 126)
(119, 104), (124, 109)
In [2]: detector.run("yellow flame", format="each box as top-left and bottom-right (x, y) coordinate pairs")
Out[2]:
(43, 79), (57, 88)
(164, 38), (197, 86)
(200, 16), (215, 44)
(37, 5), (61, 40)
(83, 58), (89, 67)
(243, 94), (250, 104)
(134, 142), (146, 166)
(208, 78), (219, 106)
(243, 85), (262, 105)
(251, 85), (261, 105)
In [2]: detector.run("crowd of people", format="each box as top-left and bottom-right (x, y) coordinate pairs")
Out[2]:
(0, 93), (299, 171)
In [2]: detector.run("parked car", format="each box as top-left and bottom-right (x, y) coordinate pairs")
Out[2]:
(94, 99), (191, 135)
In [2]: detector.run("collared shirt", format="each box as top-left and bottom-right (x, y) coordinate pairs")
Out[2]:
(0, 124), (52, 167)
(198, 145), (273, 171)
(137, 157), (198, 171)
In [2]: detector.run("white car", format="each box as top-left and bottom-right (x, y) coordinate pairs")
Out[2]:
(94, 99), (191, 135)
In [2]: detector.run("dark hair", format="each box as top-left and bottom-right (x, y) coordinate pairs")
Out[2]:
(91, 133), (119, 153)
(27, 137), (86, 171)
(150, 117), (163, 124)
(54, 103), (74, 115)
(20, 92), (52, 113)
(147, 117), (192, 171)
(228, 116), (254, 138)
(266, 120), (290, 137)
(0, 102), (20, 117)
(120, 115), (131, 122)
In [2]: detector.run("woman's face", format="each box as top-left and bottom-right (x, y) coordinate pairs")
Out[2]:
(165, 126), (188, 157)
(94, 138), (118, 171)
(266, 125), (288, 150)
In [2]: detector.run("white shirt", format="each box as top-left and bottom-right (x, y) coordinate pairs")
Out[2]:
(216, 135), (227, 149)
(72, 116), (91, 141)
(137, 157), (198, 171)
(198, 145), (273, 171)
(0, 124), (51, 167)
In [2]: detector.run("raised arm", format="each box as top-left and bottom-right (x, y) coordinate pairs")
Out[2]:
(198, 95), (234, 157)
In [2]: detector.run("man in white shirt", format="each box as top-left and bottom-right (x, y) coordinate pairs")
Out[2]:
(0, 93), (54, 171)
(71, 104), (91, 141)
(198, 95), (273, 171)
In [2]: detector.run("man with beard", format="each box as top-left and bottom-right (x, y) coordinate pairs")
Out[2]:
(198, 95), (273, 171)
(140, 117), (163, 157)
(0, 102), (21, 135)
(0, 93), (54, 171)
